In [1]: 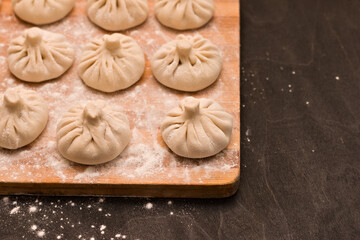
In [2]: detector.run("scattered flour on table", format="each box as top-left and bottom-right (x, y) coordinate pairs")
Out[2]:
(145, 203), (153, 209)
(37, 230), (45, 238)
(10, 206), (20, 215)
(74, 167), (100, 180)
(0, 56), (6, 64)
(29, 206), (37, 213)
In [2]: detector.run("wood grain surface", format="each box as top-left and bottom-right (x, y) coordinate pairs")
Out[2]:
(0, 0), (240, 198)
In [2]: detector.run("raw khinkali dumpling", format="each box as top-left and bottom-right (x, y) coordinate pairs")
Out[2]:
(87, 0), (148, 31)
(78, 34), (145, 93)
(155, 0), (214, 30)
(0, 87), (48, 150)
(8, 27), (75, 83)
(57, 100), (131, 165)
(12, 0), (75, 25)
(151, 34), (222, 92)
(161, 97), (233, 158)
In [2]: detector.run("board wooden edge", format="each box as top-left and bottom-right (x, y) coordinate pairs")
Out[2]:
(0, 168), (240, 198)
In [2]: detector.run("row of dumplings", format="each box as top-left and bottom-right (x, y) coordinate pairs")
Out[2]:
(0, 87), (233, 165)
(11, 0), (215, 31)
(8, 27), (223, 92)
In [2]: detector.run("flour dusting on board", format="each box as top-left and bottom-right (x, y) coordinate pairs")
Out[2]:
(0, 0), (240, 185)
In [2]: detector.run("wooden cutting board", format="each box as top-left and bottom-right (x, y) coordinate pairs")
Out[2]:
(0, 0), (240, 198)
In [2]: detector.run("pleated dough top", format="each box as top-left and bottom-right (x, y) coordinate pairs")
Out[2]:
(161, 97), (233, 158)
(87, 0), (148, 31)
(7, 27), (75, 82)
(56, 100), (131, 165)
(78, 34), (145, 93)
(0, 87), (48, 150)
(155, 0), (214, 30)
(151, 34), (222, 92)
(12, 0), (75, 25)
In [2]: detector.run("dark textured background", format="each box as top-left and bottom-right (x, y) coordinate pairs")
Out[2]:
(1, 0), (360, 239)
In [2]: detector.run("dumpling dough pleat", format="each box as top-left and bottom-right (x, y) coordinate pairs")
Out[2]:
(0, 87), (49, 150)
(161, 97), (233, 158)
(87, 0), (148, 31)
(7, 27), (75, 83)
(151, 34), (222, 92)
(155, 0), (214, 30)
(57, 100), (131, 165)
(78, 33), (145, 93)
(12, 0), (75, 25)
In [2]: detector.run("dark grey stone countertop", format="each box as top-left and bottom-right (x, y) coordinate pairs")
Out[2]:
(1, 0), (359, 239)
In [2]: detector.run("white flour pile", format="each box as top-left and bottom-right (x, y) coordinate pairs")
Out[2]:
(0, 0), (239, 184)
